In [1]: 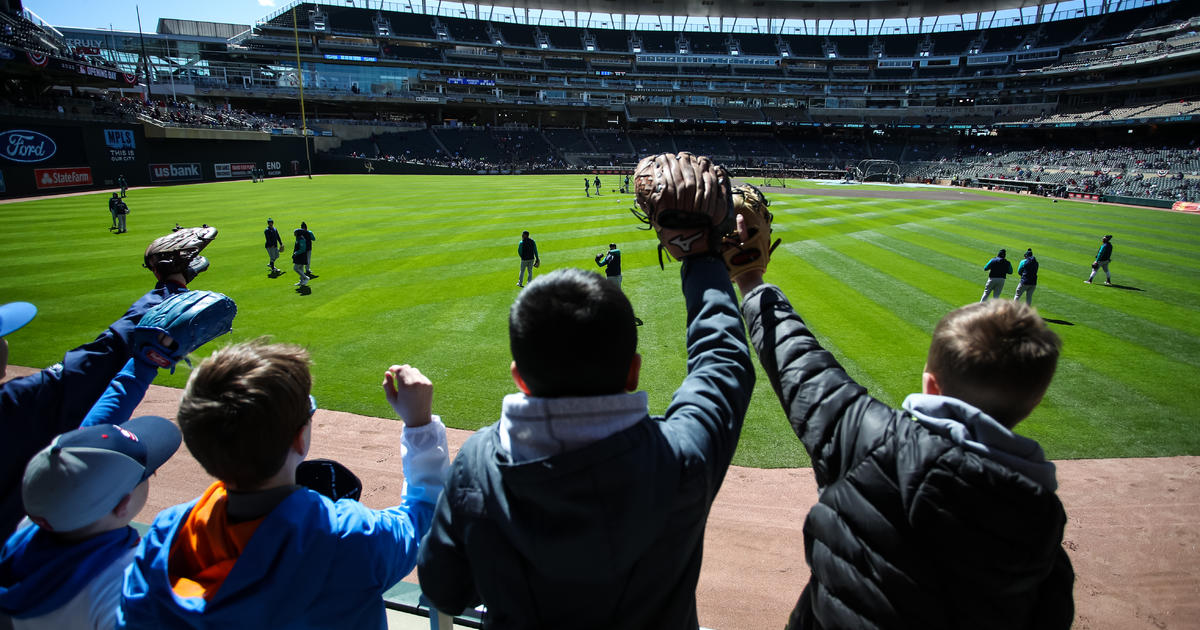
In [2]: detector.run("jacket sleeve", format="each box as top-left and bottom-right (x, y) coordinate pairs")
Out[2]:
(0, 283), (183, 537)
(739, 283), (899, 489)
(661, 256), (755, 483)
(418, 445), (481, 615)
(369, 418), (449, 586)
(80, 358), (159, 427)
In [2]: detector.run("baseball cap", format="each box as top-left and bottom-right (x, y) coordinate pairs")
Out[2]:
(998, 248), (1006, 257)
(267, 218), (274, 223)
(0, 302), (37, 337)
(22, 416), (182, 532)
(1025, 248), (1034, 257)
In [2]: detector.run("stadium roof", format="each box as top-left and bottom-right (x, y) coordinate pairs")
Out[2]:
(487, 0), (1073, 21)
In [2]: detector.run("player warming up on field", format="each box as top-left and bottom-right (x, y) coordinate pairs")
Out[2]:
(1085, 234), (1113, 285)
(264, 218), (284, 273)
(418, 152), (754, 629)
(980, 247), (1012, 301)
(118, 342), (449, 629)
(516, 230), (539, 287)
(726, 186), (1074, 629)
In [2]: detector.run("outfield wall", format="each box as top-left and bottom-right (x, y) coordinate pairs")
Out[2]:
(0, 116), (310, 198)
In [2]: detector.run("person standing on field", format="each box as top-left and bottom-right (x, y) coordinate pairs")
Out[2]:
(584, 178), (591, 198)
(595, 243), (622, 288)
(296, 222), (316, 277)
(117, 174), (128, 198)
(1084, 235), (1113, 286)
(594, 175), (602, 196)
(108, 193), (121, 231)
(517, 230), (539, 288)
(292, 232), (309, 287)
(980, 248), (1012, 301)
(265, 218), (284, 273)
(1014, 248), (1039, 305)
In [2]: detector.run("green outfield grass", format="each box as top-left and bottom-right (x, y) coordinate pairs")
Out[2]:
(2, 175), (1199, 468)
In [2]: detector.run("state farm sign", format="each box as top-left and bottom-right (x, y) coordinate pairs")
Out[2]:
(34, 166), (92, 189)
(1, 129), (57, 163)
(149, 162), (202, 183)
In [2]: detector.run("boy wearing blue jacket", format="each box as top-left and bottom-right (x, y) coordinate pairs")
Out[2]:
(118, 341), (449, 629)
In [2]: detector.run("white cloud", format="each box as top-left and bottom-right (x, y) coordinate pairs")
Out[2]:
(258, 0), (275, 6)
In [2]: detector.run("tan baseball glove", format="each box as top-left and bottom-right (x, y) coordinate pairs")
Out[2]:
(722, 183), (781, 280)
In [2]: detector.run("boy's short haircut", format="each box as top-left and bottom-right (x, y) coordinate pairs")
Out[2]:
(926, 300), (1061, 427)
(177, 339), (312, 488)
(509, 268), (636, 397)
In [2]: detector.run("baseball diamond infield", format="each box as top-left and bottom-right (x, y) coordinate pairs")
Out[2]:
(6, 366), (1197, 630)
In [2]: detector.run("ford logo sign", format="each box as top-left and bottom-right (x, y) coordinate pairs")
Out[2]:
(0, 129), (57, 163)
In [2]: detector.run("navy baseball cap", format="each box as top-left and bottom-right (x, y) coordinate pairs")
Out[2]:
(22, 416), (182, 532)
(0, 302), (36, 337)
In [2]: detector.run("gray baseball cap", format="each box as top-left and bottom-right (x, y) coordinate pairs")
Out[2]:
(22, 416), (182, 532)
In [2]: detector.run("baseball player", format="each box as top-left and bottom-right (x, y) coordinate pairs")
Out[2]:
(1085, 235), (1113, 285)
(108, 193), (121, 231)
(594, 175), (602, 196)
(264, 218), (284, 273)
(584, 177), (590, 198)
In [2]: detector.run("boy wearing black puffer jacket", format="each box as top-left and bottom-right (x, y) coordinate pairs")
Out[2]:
(730, 217), (1073, 629)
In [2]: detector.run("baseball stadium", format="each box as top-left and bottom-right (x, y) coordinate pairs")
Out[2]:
(0, 0), (1198, 627)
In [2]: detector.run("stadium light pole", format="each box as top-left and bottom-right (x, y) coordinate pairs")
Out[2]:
(292, 7), (314, 179)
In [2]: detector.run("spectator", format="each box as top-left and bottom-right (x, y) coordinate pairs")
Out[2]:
(0, 253), (196, 539)
(0, 416), (181, 630)
(419, 158), (753, 628)
(119, 342), (449, 629)
(733, 226), (1073, 628)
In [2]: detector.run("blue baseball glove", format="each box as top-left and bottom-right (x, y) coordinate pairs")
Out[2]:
(133, 290), (237, 371)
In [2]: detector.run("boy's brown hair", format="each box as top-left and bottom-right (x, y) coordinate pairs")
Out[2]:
(926, 300), (1061, 427)
(177, 339), (312, 488)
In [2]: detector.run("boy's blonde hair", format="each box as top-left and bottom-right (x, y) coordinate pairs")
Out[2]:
(926, 300), (1060, 427)
(178, 339), (312, 488)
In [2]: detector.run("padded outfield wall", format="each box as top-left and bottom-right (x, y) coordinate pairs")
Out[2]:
(0, 117), (310, 198)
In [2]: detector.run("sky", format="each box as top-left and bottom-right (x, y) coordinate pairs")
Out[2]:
(22, 0), (281, 32)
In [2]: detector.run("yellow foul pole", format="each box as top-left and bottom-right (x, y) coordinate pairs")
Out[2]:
(292, 7), (313, 179)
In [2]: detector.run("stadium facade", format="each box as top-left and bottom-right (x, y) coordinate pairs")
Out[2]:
(0, 0), (1197, 203)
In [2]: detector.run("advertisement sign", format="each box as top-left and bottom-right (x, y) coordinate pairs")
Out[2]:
(1172, 201), (1200, 214)
(149, 163), (201, 183)
(215, 162), (255, 179)
(104, 129), (136, 162)
(0, 129), (57, 163)
(266, 160), (281, 176)
(34, 166), (92, 189)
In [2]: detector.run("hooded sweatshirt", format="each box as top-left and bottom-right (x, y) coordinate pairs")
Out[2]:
(417, 256), (753, 629)
(0, 525), (138, 630)
(118, 419), (448, 630)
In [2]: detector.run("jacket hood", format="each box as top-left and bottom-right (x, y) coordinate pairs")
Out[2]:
(122, 488), (348, 627)
(903, 393), (1057, 490)
(0, 524), (137, 618)
(483, 394), (672, 583)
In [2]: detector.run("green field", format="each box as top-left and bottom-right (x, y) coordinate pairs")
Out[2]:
(3, 175), (1199, 468)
